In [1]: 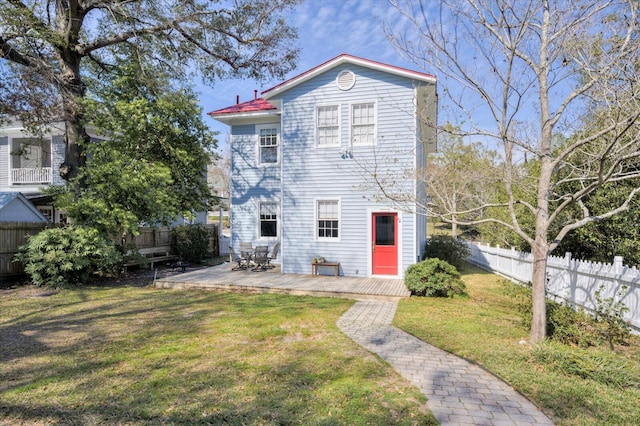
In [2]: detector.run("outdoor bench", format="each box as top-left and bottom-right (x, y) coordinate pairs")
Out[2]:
(311, 261), (340, 277)
(123, 246), (178, 270)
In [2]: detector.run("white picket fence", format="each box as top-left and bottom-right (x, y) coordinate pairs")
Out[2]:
(466, 242), (640, 331)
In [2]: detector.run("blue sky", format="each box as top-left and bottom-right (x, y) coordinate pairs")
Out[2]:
(198, 0), (421, 152)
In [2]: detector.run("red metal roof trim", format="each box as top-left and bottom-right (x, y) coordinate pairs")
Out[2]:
(262, 53), (437, 97)
(208, 98), (277, 116)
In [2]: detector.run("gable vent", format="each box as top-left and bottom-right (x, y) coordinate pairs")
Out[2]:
(336, 70), (356, 91)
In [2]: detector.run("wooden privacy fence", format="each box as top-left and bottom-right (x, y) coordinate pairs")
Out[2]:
(466, 242), (640, 332)
(1, 223), (220, 278)
(0, 222), (54, 277)
(121, 227), (174, 250)
(121, 225), (219, 259)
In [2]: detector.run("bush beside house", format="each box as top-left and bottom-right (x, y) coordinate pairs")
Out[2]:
(405, 258), (466, 297)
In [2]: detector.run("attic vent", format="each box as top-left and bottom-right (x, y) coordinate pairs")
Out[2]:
(336, 70), (356, 91)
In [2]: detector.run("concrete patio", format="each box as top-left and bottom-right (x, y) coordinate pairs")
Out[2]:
(154, 263), (410, 301)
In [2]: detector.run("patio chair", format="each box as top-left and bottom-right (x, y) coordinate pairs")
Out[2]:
(239, 242), (254, 265)
(252, 246), (269, 271)
(229, 246), (248, 271)
(265, 241), (280, 269)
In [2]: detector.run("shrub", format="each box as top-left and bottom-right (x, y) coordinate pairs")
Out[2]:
(594, 285), (631, 350)
(173, 224), (211, 262)
(14, 225), (122, 288)
(405, 258), (466, 297)
(548, 303), (603, 348)
(501, 280), (631, 349)
(423, 235), (470, 267)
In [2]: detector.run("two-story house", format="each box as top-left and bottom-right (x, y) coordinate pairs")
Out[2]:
(209, 54), (437, 278)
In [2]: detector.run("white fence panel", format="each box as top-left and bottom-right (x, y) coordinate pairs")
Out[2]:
(466, 242), (640, 332)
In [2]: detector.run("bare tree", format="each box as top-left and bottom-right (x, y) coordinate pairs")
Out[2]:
(0, 0), (299, 182)
(385, 0), (640, 342)
(423, 125), (501, 238)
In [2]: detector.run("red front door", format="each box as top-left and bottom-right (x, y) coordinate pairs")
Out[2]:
(372, 213), (398, 275)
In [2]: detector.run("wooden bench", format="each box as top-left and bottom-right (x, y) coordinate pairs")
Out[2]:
(124, 246), (178, 270)
(311, 261), (340, 277)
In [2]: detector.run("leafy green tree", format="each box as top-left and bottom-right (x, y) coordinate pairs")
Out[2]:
(0, 0), (299, 183)
(50, 58), (216, 238)
(553, 180), (640, 267)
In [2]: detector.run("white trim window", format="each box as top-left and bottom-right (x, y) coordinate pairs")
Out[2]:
(259, 201), (278, 238)
(257, 124), (279, 165)
(316, 199), (340, 240)
(351, 102), (376, 146)
(316, 105), (340, 147)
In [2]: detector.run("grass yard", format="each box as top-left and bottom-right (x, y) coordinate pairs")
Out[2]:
(395, 263), (640, 425)
(0, 280), (435, 425)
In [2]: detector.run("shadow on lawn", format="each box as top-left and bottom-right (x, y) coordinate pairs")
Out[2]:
(0, 286), (396, 424)
(0, 285), (427, 425)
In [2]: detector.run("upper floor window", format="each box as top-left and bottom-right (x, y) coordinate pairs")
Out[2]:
(351, 102), (376, 146)
(259, 202), (278, 238)
(257, 125), (279, 165)
(316, 199), (340, 240)
(317, 105), (340, 147)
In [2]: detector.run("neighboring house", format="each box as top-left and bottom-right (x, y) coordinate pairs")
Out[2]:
(0, 120), (208, 225)
(0, 192), (48, 222)
(0, 120), (68, 222)
(209, 54), (437, 278)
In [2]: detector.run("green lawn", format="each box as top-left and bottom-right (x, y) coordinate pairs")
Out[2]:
(395, 264), (640, 425)
(0, 282), (435, 425)
(4, 265), (639, 425)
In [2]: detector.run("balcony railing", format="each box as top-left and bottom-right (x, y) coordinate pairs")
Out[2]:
(11, 167), (52, 184)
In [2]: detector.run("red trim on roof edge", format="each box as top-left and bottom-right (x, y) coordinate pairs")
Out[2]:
(208, 98), (277, 116)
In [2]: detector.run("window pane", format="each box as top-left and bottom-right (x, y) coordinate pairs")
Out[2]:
(317, 106), (339, 146)
(260, 202), (278, 237)
(261, 146), (278, 163)
(259, 127), (278, 164)
(261, 222), (277, 237)
(352, 103), (375, 145)
(260, 128), (278, 146)
(317, 201), (339, 239)
(318, 106), (338, 126)
(375, 216), (395, 245)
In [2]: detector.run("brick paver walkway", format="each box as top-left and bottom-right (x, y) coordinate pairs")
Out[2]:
(337, 300), (554, 425)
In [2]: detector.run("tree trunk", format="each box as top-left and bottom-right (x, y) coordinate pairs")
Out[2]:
(57, 51), (88, 184)
(59, 113), (88, 182)
(451, 214), (458, 237)
(530, 240), (548, 343)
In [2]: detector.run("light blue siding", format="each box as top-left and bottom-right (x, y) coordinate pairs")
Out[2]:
(230, 123), (281, 257)
(278, 64), (423, 277)
(51, 135), (65, 186)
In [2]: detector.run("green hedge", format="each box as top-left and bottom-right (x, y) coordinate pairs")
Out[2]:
(14, 225), (122, 288)
(405, 258), (466, 297)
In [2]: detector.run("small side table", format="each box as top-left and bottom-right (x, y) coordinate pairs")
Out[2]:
(311, 262), (340, 277)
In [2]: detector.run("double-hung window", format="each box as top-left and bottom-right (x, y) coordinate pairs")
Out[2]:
(317, 105), (339, 147)
(259, 202), (278, 238)
(351, 102), (375, 146)
(257, 125), (279, 165)
(316, 200), (340, 240)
